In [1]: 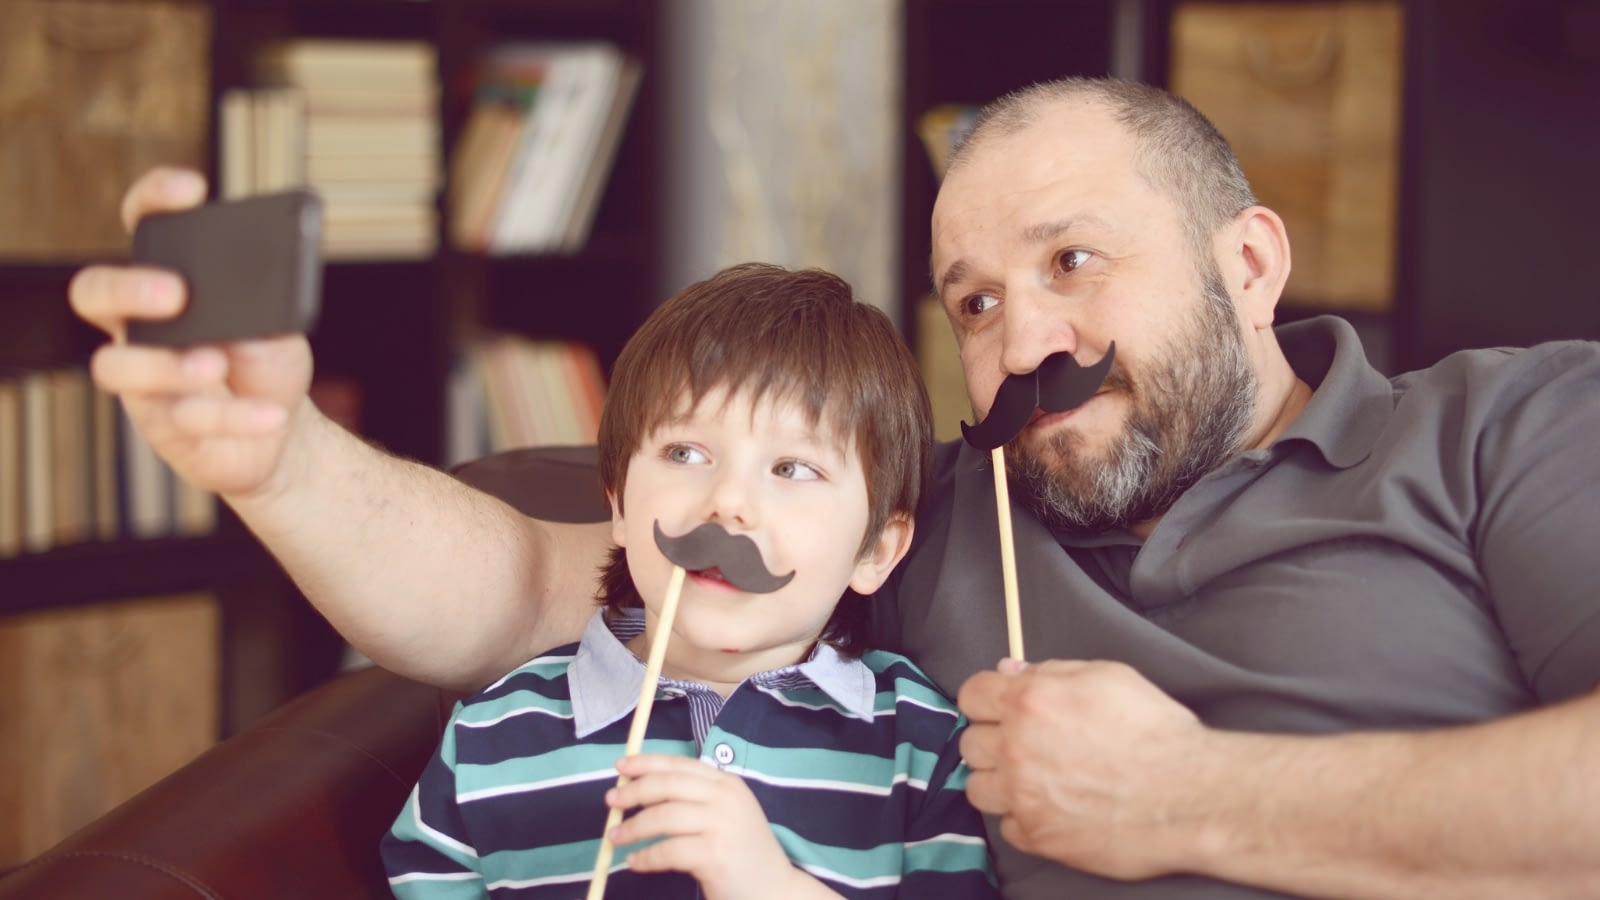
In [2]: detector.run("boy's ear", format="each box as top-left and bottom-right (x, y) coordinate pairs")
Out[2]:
(608, 490), (626, 547)
(849, 514), (914, 596)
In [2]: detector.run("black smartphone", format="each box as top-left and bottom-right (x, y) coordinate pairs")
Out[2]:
(126, 189), (324, 347)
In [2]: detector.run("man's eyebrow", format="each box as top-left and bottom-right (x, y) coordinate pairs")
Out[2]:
(933, 258), (968, 301)
(933, 216), (1114, 298)
(1020, 216), (1112, 246)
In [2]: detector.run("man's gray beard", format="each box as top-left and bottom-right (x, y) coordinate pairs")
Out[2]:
(1008, 268), (1257, 535)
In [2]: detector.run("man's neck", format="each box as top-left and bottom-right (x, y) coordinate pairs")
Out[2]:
(1126, 361), (1314, 541)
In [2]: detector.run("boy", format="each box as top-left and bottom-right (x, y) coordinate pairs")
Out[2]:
(381, 264), (997, 899)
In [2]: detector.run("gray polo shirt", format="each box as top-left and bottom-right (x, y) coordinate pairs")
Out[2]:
(873, 315), (1600, 899)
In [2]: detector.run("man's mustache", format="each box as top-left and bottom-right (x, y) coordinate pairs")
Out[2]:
(960, 344), (1117, 451)
(652, 521), (795, 594)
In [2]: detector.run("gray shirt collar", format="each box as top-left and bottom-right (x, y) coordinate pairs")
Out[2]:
(1274, 316), (1396, 469)
(568, 609), (877, 738)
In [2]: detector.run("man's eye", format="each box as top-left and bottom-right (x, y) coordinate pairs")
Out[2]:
(774, 459), (820, 481)
(963, 294), (998, 317)
(665, 444), (705, 465)
(1056, 249), (1091, 274)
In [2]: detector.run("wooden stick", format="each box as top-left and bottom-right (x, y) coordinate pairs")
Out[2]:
(586, 564), (686, 900)
(990, 446), (1024, 661)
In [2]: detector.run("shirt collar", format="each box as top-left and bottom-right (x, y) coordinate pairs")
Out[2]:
(568, 609), (877, 739)
(1273, 315), (1396, 469)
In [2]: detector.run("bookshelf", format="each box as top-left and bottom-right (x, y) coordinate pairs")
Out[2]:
(0, 0), (662, 855)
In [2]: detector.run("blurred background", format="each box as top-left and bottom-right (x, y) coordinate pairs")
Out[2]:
(0, 0), (1596, 868)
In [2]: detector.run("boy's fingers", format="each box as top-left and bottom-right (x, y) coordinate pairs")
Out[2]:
(625, 835), (712, 875)
(120, 167), (207, 233)
(607, 801), (705, 848)
(608, 769), (717, 812)
(614, 754), (716, 778)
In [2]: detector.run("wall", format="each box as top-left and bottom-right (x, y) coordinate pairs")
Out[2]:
(660, 0), (902, 315)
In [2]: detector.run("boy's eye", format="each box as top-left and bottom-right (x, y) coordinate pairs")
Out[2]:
(665, 444), (706, 465)
(774, 459), (820, 481)
(963, 293), (998, 317)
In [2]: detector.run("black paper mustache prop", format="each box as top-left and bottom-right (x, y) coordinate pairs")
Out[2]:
(653, 521), (796, 593)
(960, 343), (1117, 450)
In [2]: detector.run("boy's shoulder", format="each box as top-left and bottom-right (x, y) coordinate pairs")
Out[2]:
(857, 648), (963, 715)
(455, 640), (583, 717)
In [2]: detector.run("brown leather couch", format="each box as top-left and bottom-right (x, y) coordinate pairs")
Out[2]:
(0, 447), (609, 900)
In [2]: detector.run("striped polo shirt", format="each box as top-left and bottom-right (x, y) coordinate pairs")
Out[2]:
(383, 610), (997, 898)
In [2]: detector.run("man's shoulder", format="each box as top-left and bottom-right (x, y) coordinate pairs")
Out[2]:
(1392, 339), (1600, 415)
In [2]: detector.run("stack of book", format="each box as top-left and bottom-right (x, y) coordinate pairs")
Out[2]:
(0, 366), (215, 559)
(448, 42), (641, 255)
(220, 39), (442, 260)
(445, 334), (607, 467)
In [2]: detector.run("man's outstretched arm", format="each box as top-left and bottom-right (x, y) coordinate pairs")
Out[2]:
(71, 168), (601, 690)
(959, 658), (1600, 898)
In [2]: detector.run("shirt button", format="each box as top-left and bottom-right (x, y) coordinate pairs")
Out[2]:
(712, 743), (735, 765)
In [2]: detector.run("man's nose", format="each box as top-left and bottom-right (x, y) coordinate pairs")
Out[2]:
(1000, 279), (1079, 376)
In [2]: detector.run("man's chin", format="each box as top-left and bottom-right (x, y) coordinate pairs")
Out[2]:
(1011, 426), (1106, 475)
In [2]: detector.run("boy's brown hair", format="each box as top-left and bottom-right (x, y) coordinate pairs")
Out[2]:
(595, 263), (933, 655)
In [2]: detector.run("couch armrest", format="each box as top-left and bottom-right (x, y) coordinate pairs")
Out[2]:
(0, 665), (449, 899)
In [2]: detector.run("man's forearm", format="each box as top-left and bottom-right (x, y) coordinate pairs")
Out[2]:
(1185, 688), (1600, 898)
(225, 401), (603, 691)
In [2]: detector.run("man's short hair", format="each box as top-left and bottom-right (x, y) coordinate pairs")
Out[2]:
(948, 76), (1257, 257)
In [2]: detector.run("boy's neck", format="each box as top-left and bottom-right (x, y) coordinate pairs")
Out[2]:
(624, 632), (816, 699)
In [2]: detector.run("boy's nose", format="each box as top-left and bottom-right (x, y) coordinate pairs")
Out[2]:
(702, 469), (757, 529)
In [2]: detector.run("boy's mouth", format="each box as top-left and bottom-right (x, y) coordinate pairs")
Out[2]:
(654, 521), (795, 593)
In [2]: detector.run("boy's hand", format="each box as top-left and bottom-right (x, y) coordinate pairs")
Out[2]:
(68, 166), (314, 500)
(606, 754), (842, 900)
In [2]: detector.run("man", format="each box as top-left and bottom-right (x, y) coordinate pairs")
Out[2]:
(70, 77), (1600, 898)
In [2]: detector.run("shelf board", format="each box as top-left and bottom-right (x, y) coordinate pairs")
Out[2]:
(0, 533), (278, 616)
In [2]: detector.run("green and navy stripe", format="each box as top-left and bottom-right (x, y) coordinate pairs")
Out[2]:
(383, 613), (996, 898)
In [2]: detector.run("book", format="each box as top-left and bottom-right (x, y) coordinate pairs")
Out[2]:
(560, 58), (643, 252)
(492, 43), (633, 253)
(557, 342), (608, 440)
(47, 367), (92, 547)
(254, 38), (440, 260)
(488, 44), (581, 253)
(0, 374), (21, 557)
(256, 39), (436, 91)
(219, 88), (255, 200)
(119, 402), (173, 540)
(90, 386), (119, 542)
(504, 44), (627, 253)
(448, 99), (529, 252)
(19, 368), (53, 553)
(303, 115), (438, 159)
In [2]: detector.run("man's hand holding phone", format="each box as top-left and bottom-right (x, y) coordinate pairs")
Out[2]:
(68, 167), (320, 501)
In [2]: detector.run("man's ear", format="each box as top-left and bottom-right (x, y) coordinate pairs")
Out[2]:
(1222, 205), (1291, 330)
(849, 514), (915, 595)
(608, 489), (626, 547)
